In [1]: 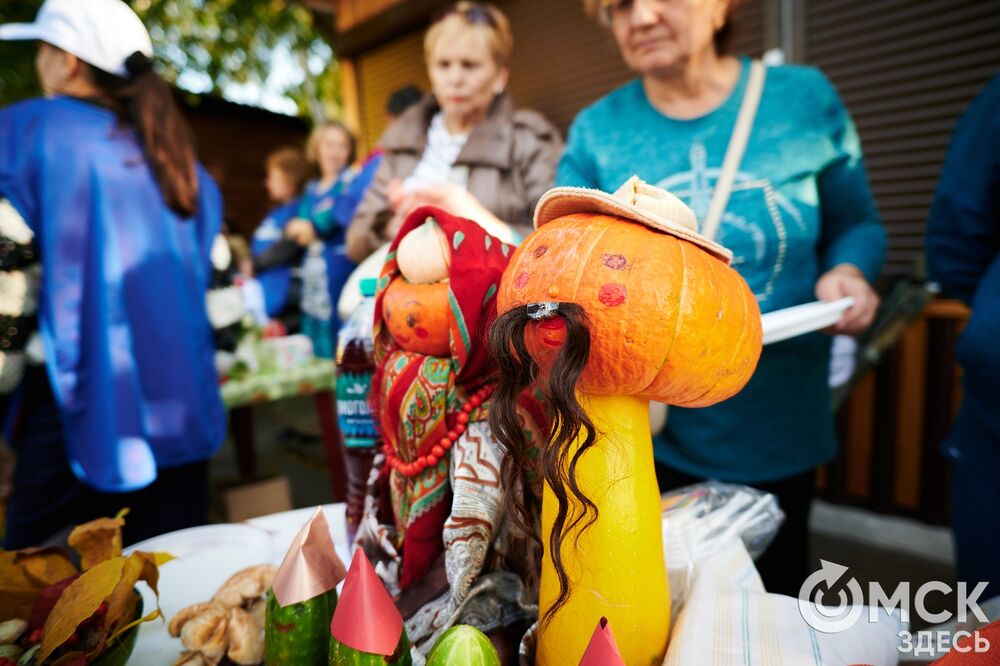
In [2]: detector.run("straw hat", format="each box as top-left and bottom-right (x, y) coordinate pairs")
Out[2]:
(533, 176), (733, 264)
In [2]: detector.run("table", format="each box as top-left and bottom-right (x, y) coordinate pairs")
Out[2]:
(220, 359), (347, 501)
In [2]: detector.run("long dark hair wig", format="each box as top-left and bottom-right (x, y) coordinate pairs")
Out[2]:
(488, 302), (601, 627)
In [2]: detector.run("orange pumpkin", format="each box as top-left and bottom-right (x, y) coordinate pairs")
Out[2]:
(499, 212), (762, 407)
(382, 277), (451, 357)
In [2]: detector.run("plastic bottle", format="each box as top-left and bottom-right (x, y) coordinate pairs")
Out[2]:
(335, 277), (379, 545)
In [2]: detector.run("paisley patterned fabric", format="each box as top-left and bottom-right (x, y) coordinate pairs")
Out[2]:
(358, 422), (543, 661)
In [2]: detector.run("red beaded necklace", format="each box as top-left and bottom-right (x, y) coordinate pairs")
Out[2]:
(382, 384), (496, 477)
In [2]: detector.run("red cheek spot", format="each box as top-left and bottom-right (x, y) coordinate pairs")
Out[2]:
(598, 283), (627, 307)
(514, 271), (529, 289)
(602, 253), (628, 270)
(415, 326), (429, 339)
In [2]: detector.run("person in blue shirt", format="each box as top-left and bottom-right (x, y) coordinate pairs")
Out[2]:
(251, 147), (311, 331)
(926, 74), (1000, 600)
(0, 0), (227, 547)
(559, 0), (885, 595)
(284, 121), (376, 358)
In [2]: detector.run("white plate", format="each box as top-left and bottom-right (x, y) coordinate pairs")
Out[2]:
(125, 522), (274, 559)
(127, 506), (349, 665)
(760, 297), (854, 345)
(127, 524), (275, 665)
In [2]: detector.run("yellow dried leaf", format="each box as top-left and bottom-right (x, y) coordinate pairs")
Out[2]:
(152, 552), (176, 567)
(39, 557), (124, 663)
(0, 549), (77, 621)
(108, 607), (160, 643)
(0, 588), (36, 623)
(68, 517), (124, 571)
(105, 552), (159, 638)
(16, 548), (77, 587)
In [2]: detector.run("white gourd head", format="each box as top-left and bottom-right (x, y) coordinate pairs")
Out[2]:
(397, 218), (451, 284)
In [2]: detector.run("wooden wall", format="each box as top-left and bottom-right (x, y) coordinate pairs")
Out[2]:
(179, 94), (310, 240)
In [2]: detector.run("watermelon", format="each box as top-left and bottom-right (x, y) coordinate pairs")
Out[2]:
(265, 587), (338, 665)
(426, 626), (501, 665)
(327, 627), (412, 665)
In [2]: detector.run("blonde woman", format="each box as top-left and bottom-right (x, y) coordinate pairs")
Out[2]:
(346, 2), (562, 261)
(284, 121), (373, 357)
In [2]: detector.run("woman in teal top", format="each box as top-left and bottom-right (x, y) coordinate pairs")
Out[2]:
(559, 0), (885, 595)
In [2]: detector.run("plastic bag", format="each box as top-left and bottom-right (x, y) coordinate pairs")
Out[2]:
(661, 482), (785, 618)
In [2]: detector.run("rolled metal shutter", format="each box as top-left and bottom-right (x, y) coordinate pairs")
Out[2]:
(355, 30), (430, 154)
(804, 0), (1000, 279)
(502, 0), (768, 134)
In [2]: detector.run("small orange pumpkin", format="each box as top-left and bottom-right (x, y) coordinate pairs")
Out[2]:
(499, 212), (761, 407)
(382, 277), (451, 357)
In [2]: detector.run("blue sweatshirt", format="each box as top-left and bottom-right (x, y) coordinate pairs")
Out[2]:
(926, 75), (1000, 469)
(0, 97), (225, 491)
(558, 58), (886, 482)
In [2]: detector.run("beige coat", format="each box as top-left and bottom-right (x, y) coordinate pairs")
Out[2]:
(345, 92), (563, 262)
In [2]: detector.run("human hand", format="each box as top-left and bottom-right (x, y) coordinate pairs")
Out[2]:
(815, 264), (880, 334)
(285, 218), (318, 246)
(406, 184), (485, 220)
(386, 179), (407, 212)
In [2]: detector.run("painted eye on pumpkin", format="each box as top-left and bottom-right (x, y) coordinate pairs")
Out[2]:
(602, 253), (628, 270)
(402, 303), (430, 339)
(533, 244), (548, 258)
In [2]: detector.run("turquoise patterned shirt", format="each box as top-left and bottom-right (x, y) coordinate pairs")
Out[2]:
(557, 58), (886, 482)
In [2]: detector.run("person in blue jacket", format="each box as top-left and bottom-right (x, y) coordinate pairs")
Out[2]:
(284, 121), (377, 358)
(558, 0), (885, 595)
(926, 74), (1000, 600)
(0, 0), (227, 547)
(251, 147), (311, 330)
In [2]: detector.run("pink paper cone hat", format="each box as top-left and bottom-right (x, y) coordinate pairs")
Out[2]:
(579, 617), (625, 666)
(329, 548), (404, 656)
(271, 506), (347, 607)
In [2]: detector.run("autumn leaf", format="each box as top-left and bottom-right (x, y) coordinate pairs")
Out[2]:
(39, 557), (124, 663)
(68, 516), (125, 571)
(0, 548), (76, 622)
(85, 551), (167, 661)
(105, 552), (159, 638)
(108, 607), (160, 643)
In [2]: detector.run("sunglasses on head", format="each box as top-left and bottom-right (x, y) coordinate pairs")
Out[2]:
(437, 3), (498, 29)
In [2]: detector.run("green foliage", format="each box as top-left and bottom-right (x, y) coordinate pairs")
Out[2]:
(0, 0), (338, 120)
(0, 0), (42, 104)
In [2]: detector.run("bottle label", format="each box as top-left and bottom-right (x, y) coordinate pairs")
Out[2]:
(336, 371), (378, 448)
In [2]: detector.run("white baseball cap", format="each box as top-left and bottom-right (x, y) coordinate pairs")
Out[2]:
(0, 0), (153, 79)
